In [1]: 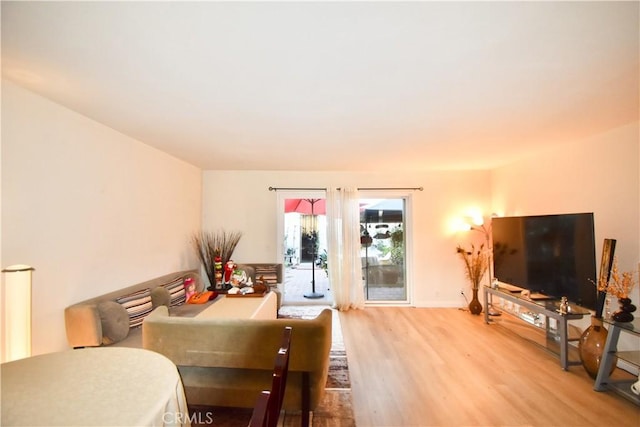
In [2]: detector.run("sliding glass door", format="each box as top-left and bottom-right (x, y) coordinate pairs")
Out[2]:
(279, 192), (331, 305)
(360, 198), (408, 302)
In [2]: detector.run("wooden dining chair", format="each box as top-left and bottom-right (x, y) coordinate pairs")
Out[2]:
(249, 391), (271, 427)
(249, 326), (292, 427)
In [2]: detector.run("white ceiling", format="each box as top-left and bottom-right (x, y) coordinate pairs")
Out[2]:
(2, 1), (638, 171)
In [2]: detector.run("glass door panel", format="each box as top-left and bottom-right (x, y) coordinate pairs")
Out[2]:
(360, 198), (407, 302)
(282, 197), (330, 304)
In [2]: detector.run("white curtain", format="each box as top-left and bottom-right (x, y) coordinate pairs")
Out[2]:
(326, 187), (365, 311)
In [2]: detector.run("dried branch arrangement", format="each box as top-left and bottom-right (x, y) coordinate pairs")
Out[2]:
(192, 230), (243, 286)
(456, 243), (489, 290)
(595, 257), (638, 299)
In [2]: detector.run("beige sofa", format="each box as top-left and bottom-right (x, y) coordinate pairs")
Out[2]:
(64, 264), (284, 348)
(64, 268), (332, 424)
(64, 270), (207, 348)
(143, 306), (332, 421)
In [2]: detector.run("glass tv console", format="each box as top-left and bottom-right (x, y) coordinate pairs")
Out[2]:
(483, 284), (591, 370)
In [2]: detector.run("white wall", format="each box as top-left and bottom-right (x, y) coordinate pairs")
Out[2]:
(203, 170), (492, 307)
(492, 122), (639, 297)
(203, 123), (639, 314)
(1, 81), (202, 356)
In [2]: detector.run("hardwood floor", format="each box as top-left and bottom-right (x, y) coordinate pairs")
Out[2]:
(339, 307), (640, 427)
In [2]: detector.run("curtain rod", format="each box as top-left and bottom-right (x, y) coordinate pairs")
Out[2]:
(268, 187), (326, 191)
(357, 187), (423, 191)
(268, 186), (423, 191)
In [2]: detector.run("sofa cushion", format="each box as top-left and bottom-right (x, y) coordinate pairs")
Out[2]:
(116, 288), (153, 328)
(97, 301), (129, 345)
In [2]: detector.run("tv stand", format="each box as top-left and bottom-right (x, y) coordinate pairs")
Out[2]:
(483, 285), (591, 370)
(593, 317), (640, 405)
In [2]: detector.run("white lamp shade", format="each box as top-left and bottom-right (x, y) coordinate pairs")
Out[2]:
(2, 264), (34, 362)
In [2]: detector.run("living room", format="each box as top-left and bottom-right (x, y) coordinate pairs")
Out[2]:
(6, 76), (637, 355)
(1, 2), (639, 425)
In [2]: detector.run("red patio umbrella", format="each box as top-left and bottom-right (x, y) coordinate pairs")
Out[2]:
(284, 199), (326, 215)
(284, 198), (325, 299)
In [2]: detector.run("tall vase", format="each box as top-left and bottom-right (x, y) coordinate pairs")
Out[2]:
(468, 288), (483, 315)
(578, 316), (617, 379)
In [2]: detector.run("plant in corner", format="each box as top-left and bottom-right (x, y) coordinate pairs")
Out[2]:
(192, 230), (242, 290)
(456, 243), (489, 315)
(596, 257), (638, 323)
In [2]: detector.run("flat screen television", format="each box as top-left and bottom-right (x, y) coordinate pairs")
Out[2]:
(492, 212), (597, 310)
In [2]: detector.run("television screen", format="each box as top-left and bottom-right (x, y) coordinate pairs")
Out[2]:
(492, 213), (597, 310)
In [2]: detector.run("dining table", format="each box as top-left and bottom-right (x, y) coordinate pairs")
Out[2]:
(1, 346), (191, 426)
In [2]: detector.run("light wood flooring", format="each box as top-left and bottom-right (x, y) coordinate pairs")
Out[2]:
(339, 307), (640, 427)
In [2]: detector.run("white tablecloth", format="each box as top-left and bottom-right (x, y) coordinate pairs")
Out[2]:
(1, 347), (190, 426)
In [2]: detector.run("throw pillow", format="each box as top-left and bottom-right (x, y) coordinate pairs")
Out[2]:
(162, 278), (186, 307)
(254, 265), (279, 287)
(187, 290), (215, 304)
(151, 286), (171, 308)
(115, 288), (153, 328)
(97, 301), (130, 345)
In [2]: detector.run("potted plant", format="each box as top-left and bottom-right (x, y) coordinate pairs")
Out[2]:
(597, 257), (637, 322)
(192, 230), (242, 290)
(456, 244), (489, 315)
(390, 226), (404, 266)
(317, 249), (328, 277)
(285, 247), (297, 266)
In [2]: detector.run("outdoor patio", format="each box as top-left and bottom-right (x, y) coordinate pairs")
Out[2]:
(282, 263), (332, 305)
(280, 262), (407, 306)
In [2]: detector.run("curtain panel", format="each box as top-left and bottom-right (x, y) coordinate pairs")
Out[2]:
(326, 187), (365, 311)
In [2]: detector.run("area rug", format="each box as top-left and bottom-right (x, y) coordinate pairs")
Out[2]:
(190, 305), (355, 426)
(279, 305), (354, 426)
(279, 305), (351, 390)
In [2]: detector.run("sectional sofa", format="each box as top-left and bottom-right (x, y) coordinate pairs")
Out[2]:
(63, 268), (332, 425)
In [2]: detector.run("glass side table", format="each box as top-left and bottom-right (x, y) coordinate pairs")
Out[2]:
(593, 317), (640, 406)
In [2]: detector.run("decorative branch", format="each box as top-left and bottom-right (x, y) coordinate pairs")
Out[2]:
(594, 257), (638, 300)
(191, 230), (242, 286)
(456, 243), (489, 291)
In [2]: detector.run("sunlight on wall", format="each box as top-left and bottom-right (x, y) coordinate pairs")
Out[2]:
(448, 206), (486, 235)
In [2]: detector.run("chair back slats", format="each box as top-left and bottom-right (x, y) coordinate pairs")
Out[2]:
(249, 326), (293, 427)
